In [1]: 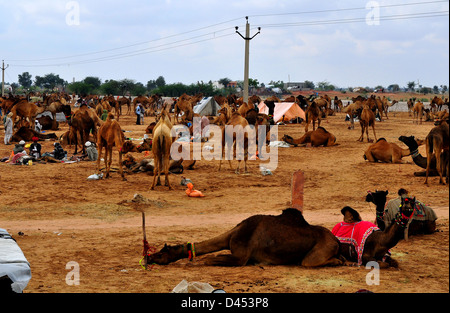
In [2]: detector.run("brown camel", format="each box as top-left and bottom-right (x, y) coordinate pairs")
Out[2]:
(10, 100), (45, 130)
(42, 101), (72, 129)
(118, 96), (131, 115)
(145, 208), (344, 267)
(342, 101), (363, 130)
(173, 93), (195, 123)
(366, 190), (437, 239)
(358, 104), (377, 142)
(425, 119), (449, 184)
(11, 127), (58, 142)
(363, 138), (410, 163)
(151, 107), (173, 190)
(218, 112), (250, 174)
(333, 197), (416, 268)
(96, 113), (136, 180)
(413, 101), (424, 124)
(70, 106), (98, 155)
(430, 96), (444, 113)
(381, 96), (397, 120)
(304, 101), (321, 132)
(282, 127), (337, 147)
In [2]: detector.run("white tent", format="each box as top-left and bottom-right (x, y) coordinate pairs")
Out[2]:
(193, 97), (221, 116)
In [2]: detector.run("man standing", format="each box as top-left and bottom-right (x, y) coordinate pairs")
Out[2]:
(4, 112), (13, 145)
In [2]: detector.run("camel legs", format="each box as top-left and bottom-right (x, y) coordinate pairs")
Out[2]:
(106, 148), (113, 179)
(118, 151), (126, 181)
(151, 157), (160, 190)
(163, 154), (172, 190)
(371, 124), (377, 142)
(300, 242), (344, 267)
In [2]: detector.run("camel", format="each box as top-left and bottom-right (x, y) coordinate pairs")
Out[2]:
(282, 127), (337, 147)
(413, 101), (424, 124)
(332, 198), (416, 268)
(11, 127), (58, 142)
(358, 104), (377, 142)
(173, 94), (195, 123)
(218, 112), (250, 174)
(118, 97), (132, 115)
(381, 97), (397, 119)
(407, 98), (415, 116)
(151, 107), (173, 190)
(425, 119), (449, 184)
(304, 101), (321, 132)
(70, 106), (98, 155)
(312, 96), (330, 118)
(10, 100), (45, 130)
(363, 138), (410, 163)
(430, 96), (444, 113)
(96, 113), (137, 180)
(342, 101), (363, 130)
(125, 157), (184, 175)
(42, 101), (72, 129)
(366, 190), (437, 239)
(145, 208), (344, 267)
(398, 135), (449, 178)
(333, 96), (343, 112)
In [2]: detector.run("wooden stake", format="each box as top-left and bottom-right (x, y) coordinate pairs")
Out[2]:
(291, 170), (304, 213)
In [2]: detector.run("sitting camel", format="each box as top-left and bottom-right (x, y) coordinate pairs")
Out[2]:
(365, 189), (437, 239)
(151, 107), (173, 190)
(145, 208), (344, 267)
(399, 135), (449, 179)
(332, 197), (416, 268)
(424, 119), (449, 185)
(363, 138), (410, 163)
(282, 127), (337, 147)
(358, 104), (377, 142)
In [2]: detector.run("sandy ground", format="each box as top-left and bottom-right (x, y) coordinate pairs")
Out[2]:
(0, 104), (448, 294)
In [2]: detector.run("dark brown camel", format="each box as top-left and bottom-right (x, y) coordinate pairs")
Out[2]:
(365, 190), (437, 238)
(282, 127), (337, 147)
(11, 127), (57, 142)
(363, 138), (410, 163)
(425, 119), (449, 184)
(145, 208), (344, 267)
(333, 197), (416, 268)
(399, 135), (449, 180)
(70, 107), (96, 155)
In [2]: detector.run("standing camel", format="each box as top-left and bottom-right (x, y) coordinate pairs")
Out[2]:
(425, 120), (449, 185)
(304, 101), (321, 132)
(151, 107), (173, 190)
(413, 101), (424, 124)
(358, 104), (377, 142)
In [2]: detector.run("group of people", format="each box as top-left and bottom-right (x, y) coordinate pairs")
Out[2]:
(3, 112), (42, 145)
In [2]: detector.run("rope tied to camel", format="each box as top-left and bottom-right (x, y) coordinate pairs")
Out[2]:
(186, 242), (196, 261)
(139, 239), (157, 270)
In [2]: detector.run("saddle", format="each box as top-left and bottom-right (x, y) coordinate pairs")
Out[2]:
(332, 221), (379, 265)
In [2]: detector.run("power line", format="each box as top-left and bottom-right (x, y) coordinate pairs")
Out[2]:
(6, 2), (448, 68)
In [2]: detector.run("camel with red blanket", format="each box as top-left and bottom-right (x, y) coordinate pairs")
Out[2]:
(332, 198), (416, 268)
(145, 208), (345, 267)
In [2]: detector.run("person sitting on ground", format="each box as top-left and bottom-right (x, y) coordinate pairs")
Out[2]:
(29, 137), (42, 159)
(82, 141), (98, 161)
(13, 140), (27, 155)
(52, 142), (67, 160)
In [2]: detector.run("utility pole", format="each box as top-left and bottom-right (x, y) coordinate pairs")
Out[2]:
(235, 17), (260, 104)
(1, 60), (9, 97)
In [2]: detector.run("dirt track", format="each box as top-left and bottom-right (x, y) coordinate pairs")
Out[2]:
(0, 105), (448, 293)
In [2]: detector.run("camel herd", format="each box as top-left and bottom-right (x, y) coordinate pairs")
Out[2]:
(1, 90), (449, 273)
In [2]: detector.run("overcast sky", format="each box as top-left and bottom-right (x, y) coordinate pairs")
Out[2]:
(1, 0), (448, 89)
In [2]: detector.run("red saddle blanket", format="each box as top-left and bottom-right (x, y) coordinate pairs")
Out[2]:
(332, 221), (379, 265)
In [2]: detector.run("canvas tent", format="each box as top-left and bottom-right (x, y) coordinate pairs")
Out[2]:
(0, 228), (31, 293)
(258, 102), (305, 123)
(193, 97), (221, 116)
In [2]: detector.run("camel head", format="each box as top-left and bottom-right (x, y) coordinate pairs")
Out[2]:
(399, 196), (416, 219)
(146, 243), (182, 265)
(282, 134), (294, 144)
(137, 138), (152, 152)
(341, 206), (362, 223)
(398, 135), (419, 151)
(365, 190), (389, 212)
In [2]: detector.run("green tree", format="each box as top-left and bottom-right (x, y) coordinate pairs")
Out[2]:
(155, 76), (166, 88)
(100, 79), (120, 95)
(18, 72), (33, 88)
(407, 81), (416, 92)
(218, 77), (231, 88)
(304, 80), (315, 89)
(34, 73), (66, 90)
(83, 76), (101, 90)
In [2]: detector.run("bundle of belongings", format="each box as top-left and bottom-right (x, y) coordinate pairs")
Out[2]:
(0, 228), (31, 293)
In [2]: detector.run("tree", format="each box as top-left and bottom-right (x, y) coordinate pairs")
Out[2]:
(34, 73), (66, 90)
(248, 78), (259, 88)
(407, 81), (416, 92)
(18, 72), (33, 89)
(304, 80), (315, 89)
(100, 79), (120, 95)
(387, 84), (400, 92)
(83, 76), (101, 90)
(218, 77), (231, 88)
(155, 76), (166, 88)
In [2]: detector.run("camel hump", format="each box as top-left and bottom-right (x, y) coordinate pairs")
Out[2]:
(107, 112), (115, 120)
(317, 126), (328, 133)
(281, 208), (309, 226)
(376, 137), (387, 143)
